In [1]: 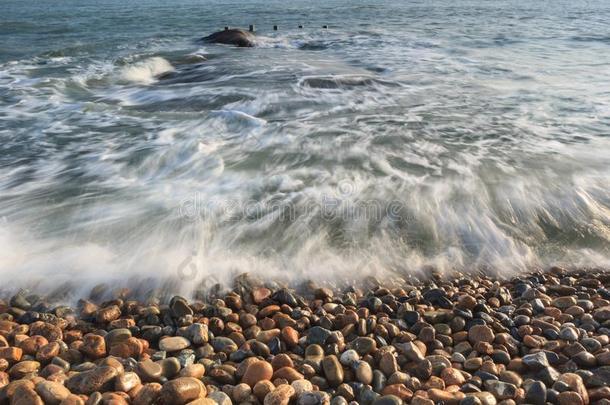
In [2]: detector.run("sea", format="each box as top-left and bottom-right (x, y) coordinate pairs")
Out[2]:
(2, 0), (610, 296)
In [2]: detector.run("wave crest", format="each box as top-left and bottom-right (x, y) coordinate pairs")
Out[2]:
(120, 57), (174, 84)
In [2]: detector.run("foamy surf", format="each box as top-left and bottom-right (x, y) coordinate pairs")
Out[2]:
(2, 0), (610, 298)
(120, 56), (174, 84)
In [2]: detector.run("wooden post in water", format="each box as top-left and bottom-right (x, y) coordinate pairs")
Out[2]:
(249, 25), (255, 32)
(224, 26), (229, 31)
(273, 25), (278, 31)
(322, 25), (328, 29)
(298, 25), (303, 29)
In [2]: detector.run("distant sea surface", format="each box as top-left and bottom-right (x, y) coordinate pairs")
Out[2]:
(2, 0), (610, 293)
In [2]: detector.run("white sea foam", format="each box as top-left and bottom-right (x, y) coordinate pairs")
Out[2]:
(120, 56), (174, 84)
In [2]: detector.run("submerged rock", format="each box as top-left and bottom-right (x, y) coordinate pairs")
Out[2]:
(202, 28), (256, 47)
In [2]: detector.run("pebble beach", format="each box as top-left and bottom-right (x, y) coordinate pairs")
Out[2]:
(3, 0), (610, 404)
(1, 267), (609, 405)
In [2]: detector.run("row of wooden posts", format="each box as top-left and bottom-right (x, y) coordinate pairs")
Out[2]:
(223, 25), (329, 32)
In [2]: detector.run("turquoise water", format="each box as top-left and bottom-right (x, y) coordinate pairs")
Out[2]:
(2, 0), (610, 292)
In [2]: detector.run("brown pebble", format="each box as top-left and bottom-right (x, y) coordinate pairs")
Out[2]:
(427, 388), (465, 405)
(468, 325), (495, 345)
(12, 384), (44, 405)
(441, 367), (465, 386)
(464, 357), (483, 371)
(102, 392), (130, 405)
(499, 370), (522, 387)
(281, 327), (299, 347)
(36, 341), (60, 363)
(133, 382), (162, 405)
(458, 295), (477, 310)
(233, 383), (252, 402)
(411, 397), (435, 405)
(558, 391), (584, 405)
(66, 365), (119, 395)
(96, 305), (122, 323)
(30, 322), (63, 342)
(19, 336), (48, 356)
(257, 329), (280, 343)
(253, 380), (275, 401)
(59, 394), (85, 405)
(35, 380), (71, 404)
(242, 360), (273, 387)
(263, 384), (294, 405)
(179, 364), (205, 379)
(158, 377), (206, 405)
(115, 371), (141, 392)
(589, 387), (610, 402)
(379, 352), (399, 376)
(80, 334), (107, 359)
(3, 379), (34, 399)
(0, 371), (8, 388)
(184, 399), (216, 405)
(0, 347), (22, 363)
(557, 373), (589, 404)
(9, 360), (40, 379)
(271, 354), (294, 370)
(291, 379), (313, 396)
(252, 287), (272, 304)
(382, 384), (413, 401)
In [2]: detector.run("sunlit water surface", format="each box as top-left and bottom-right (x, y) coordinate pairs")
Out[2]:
(2, 0), (610, 296)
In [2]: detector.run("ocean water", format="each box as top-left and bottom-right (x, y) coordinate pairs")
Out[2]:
(2, 0), (610, 296)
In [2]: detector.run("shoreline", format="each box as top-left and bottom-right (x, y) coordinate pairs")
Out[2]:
(0, 267), (608, 404)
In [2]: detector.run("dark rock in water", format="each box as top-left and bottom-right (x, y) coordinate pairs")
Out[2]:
(367, 296), (383, 312)
(202, 29), (255, 47)
(273, 288), (298, 307)
(170, 296), (193, 318)
(10, 291), (31, 310)
(423, 288), (446, 302)
(17, 311), (40, 324)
